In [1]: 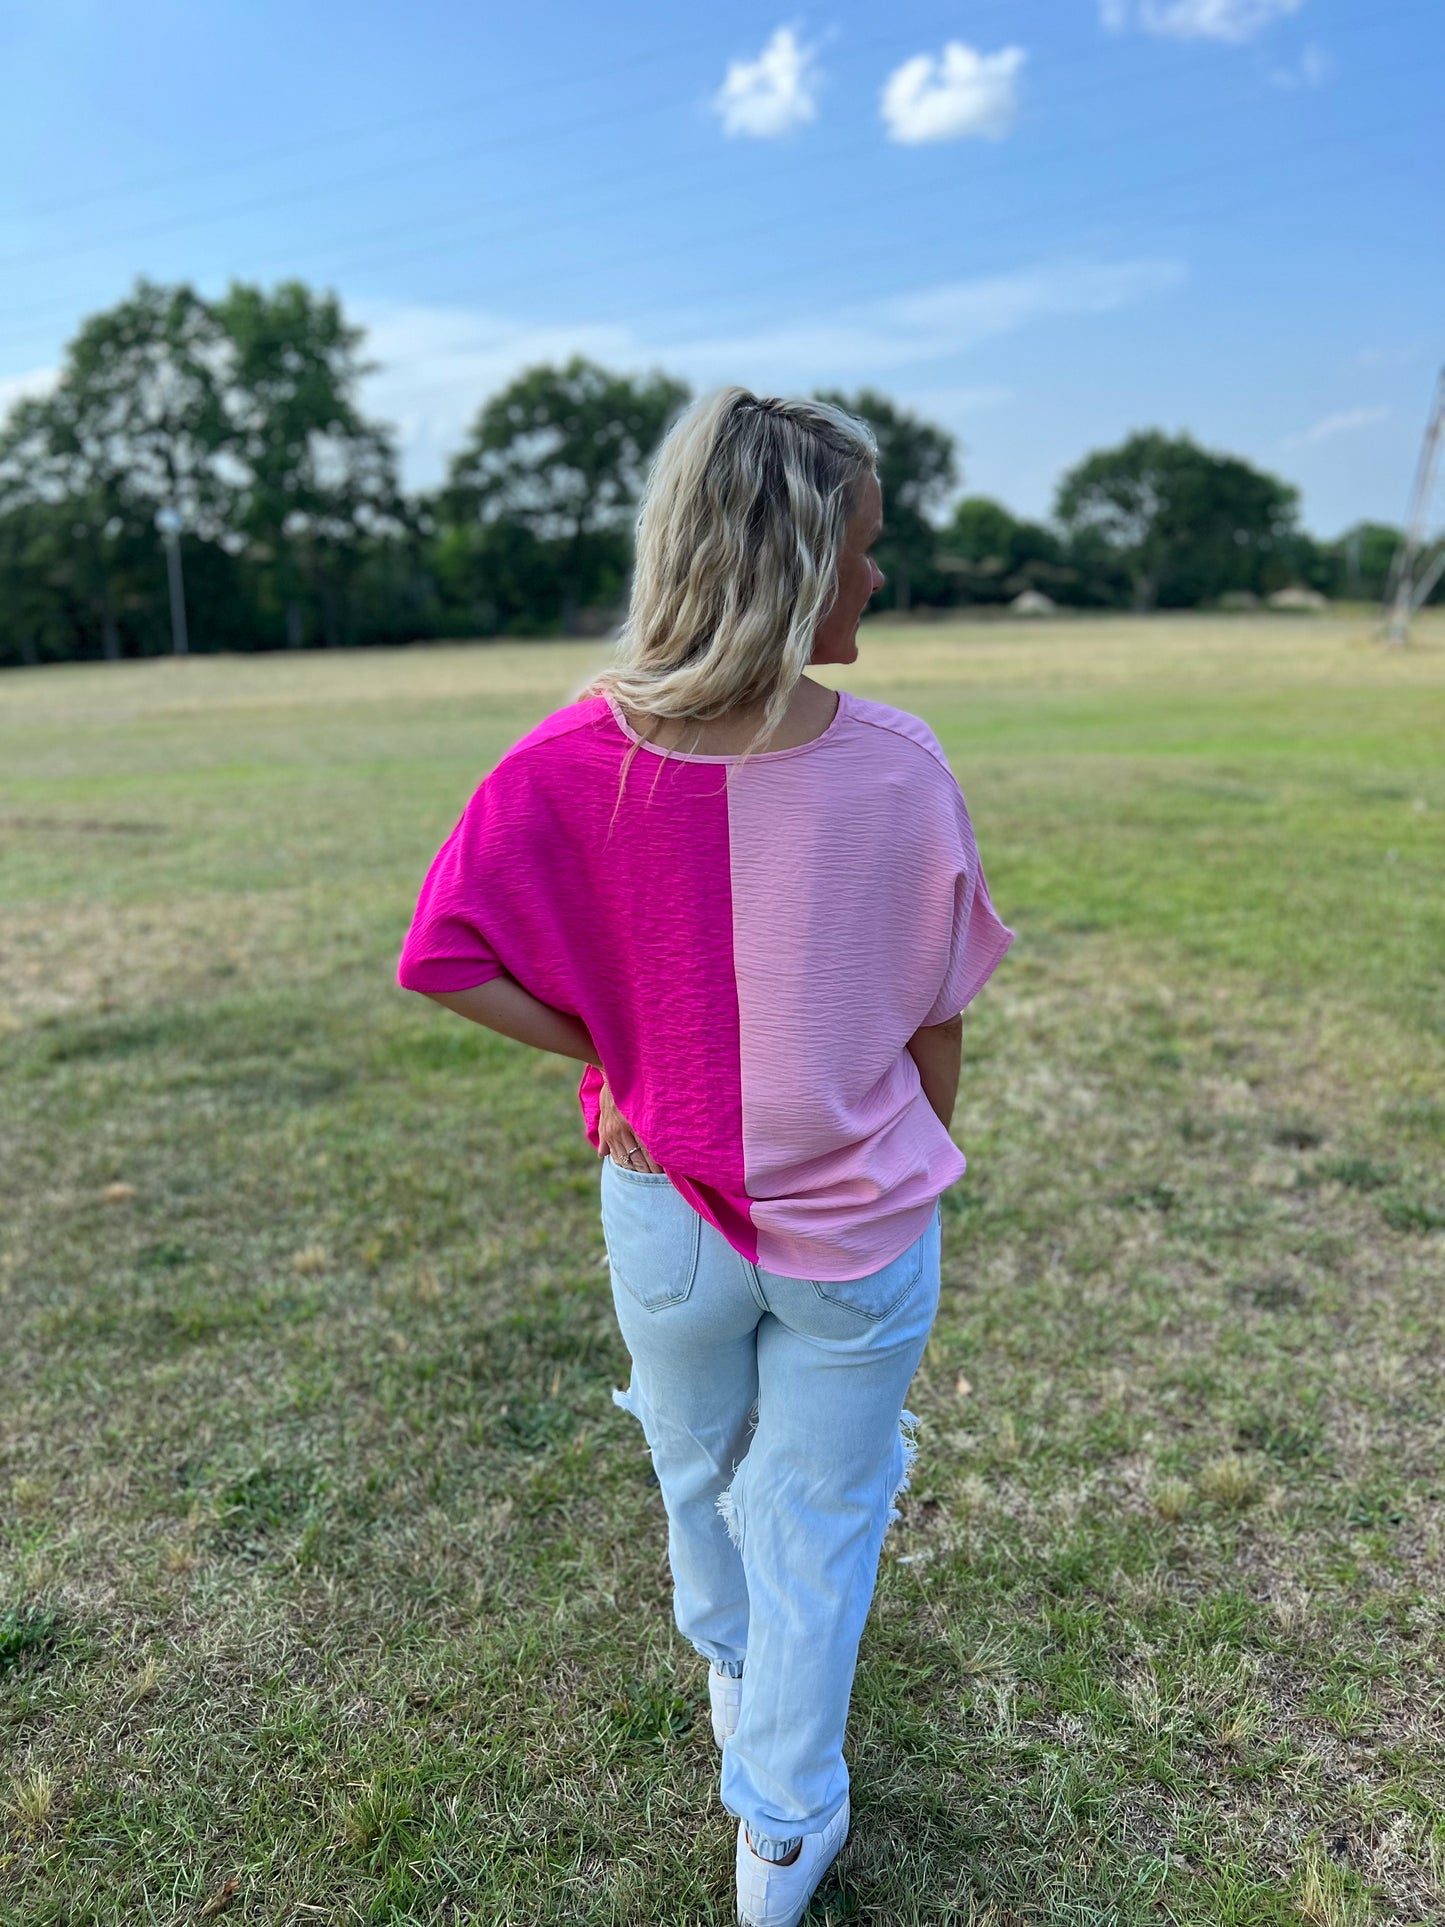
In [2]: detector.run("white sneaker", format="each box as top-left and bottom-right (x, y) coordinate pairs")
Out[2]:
(735, 1796), (849, 1927)
(708, 1665), (743, 1747)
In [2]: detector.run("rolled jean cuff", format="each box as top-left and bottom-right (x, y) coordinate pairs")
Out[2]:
(748, 1830), (803, 1862)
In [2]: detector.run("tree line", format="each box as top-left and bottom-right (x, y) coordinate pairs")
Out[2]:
(0, 276), (1418, 667)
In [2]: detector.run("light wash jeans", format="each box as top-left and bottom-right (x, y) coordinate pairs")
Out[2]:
(601, 1154), (942, 1860)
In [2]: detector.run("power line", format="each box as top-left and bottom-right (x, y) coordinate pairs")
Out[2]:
(299, 117), (1439, 388)
(0, 18), (777, 222)
(357, 135), (1425, 423)
(259, 84), (1440, 323)
(0, 2), (1022, 254)
(1, 0), (1427, 285)
(1, 39), (1434, 362)
(7, 0), (1148, 227)
(0, 106), (1424, 386)
(215, 20), (1439, 291)
(0, 82), (698, 279)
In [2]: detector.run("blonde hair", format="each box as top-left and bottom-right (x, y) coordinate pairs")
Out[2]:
(581, 386), (876, 774)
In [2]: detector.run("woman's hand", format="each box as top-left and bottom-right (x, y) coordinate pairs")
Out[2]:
(597, 1078), (663, 1173)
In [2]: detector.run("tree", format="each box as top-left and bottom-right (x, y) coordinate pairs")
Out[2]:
(939, 496), (1072, 603)
(1055, 430), (1298, 611)
(443, 358), (689, 633)
(0, 279), (234, 658)
(216, 281), (405, 648)
(427, 516), (583, 638)
(1330, 521), (1404, 602)
(0, 498), (77, 664)
(0, 277), (415, 661)
(814, 389), (957, 613)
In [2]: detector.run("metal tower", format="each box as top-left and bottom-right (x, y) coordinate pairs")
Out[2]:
(1382, 365), (1445, 646)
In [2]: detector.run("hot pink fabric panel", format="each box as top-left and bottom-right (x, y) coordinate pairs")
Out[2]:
(397, 699), (756, 1259)
(727, 692), (1013, 1281)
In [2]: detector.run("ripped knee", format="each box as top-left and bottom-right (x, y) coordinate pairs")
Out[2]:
(883, 1408), (920, 1535)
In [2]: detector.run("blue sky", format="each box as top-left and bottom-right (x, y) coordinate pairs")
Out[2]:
(0, 0), (1438, 535)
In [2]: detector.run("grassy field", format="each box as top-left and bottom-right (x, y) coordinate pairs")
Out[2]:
(2, 613), (1443, 1926)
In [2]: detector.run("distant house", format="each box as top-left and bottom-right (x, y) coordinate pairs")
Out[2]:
(1267, 586), (1329, 612)
(1009, 589), (1057, 616)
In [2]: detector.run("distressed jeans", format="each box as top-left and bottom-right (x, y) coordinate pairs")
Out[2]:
(601, 1154), (942, 1860)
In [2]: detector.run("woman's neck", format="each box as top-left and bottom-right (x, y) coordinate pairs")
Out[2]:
(622, 676), (838, 756)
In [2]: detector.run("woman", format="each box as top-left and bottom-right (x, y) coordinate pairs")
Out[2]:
(396, 388), (1012, 1927)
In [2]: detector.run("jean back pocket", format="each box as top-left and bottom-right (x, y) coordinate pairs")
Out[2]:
(600, 1157), (701, 1310)
(808, 1236), (925, 1322)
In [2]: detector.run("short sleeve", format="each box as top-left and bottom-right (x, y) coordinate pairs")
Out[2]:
(396, 785), (506, 995)
(920, 781), (1015, 1026)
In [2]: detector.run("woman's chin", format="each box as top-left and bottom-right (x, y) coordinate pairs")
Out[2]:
(810, 624), (862, 666)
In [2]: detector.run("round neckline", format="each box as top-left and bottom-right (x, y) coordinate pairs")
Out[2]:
(603, 687), (850, 765)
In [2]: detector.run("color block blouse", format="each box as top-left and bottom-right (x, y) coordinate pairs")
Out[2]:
(396, 687), (1013, 1281)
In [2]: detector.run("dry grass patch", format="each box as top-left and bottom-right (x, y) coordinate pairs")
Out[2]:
(0, 892), (317, 1027)
(1196, 1453), (1265, 1509)
(1151, 1476), (1193, 1522)
(3, 1768), (57, 1835)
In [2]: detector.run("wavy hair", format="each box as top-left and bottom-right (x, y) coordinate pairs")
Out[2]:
(580, 386), (876, 778)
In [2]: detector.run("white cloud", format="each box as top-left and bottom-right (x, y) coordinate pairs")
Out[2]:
(0, 363), (58, 419)
(712, 27), (819, 139)
(869, 256), (1185, 345)
(1103, 0), (1303, 43)
(1270, 42), (1331, 88)
(881, 42), (1026, 144)
(1285, 404), (1391, 448)
(604, 259), (1184, 390)
(354, 301), (642, 488)
(354, 256), (1184, 490)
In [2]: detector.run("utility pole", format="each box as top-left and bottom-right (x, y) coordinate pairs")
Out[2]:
(155, 506), (190, 656)
(1381, 366), (1445, 647)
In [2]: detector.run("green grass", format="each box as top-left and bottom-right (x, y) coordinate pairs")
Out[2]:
(2, 613), (1443, 1924)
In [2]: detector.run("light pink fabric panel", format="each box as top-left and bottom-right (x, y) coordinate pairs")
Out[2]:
(727, 692), (1013, 1281)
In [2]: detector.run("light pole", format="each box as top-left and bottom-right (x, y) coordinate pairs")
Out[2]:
(155, 506), (190, 656)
